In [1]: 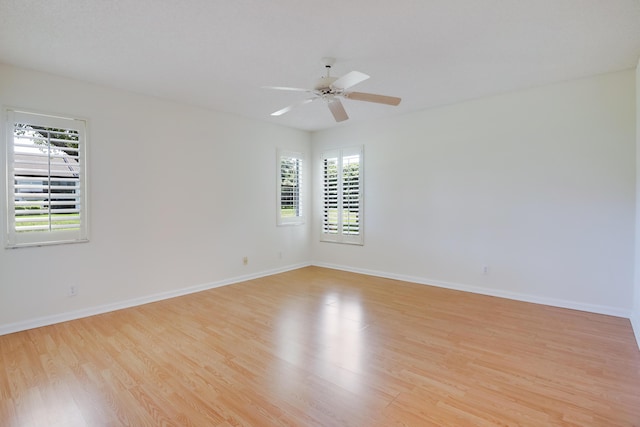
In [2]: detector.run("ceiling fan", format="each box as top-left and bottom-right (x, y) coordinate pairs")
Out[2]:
(264, 57), (401, 122)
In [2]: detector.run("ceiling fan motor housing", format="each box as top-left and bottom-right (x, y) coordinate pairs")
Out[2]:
(314, 76), (338, 92)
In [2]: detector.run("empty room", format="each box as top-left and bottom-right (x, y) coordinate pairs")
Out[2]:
(1, 1), (640, 425)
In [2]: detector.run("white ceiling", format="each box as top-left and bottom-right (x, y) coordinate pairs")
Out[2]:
(1, 0), (639, 132)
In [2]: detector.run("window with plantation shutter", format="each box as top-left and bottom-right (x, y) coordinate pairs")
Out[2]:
(277, 149), (304, 225)
(321, 146), (363, 245)
(4, 109), (88, 248)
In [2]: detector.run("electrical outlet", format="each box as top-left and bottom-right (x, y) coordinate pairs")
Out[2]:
(242, 256), (248, 265)
(67, 285), (78, 297)
(482, 265), (489, 275)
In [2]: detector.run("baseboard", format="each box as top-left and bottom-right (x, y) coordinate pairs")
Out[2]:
(631, 311), (640, 351)
(3, 261), (635, 342)
(312, 261), (633, 319)
(0, 262), (311, 336)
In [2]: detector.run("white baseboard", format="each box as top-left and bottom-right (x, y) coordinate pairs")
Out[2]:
(0, 262), (311, 336)
(312, 261), (633, 319)
(3, 261), (636, 347)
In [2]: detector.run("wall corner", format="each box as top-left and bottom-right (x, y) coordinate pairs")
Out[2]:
(633, 57), (640, 350)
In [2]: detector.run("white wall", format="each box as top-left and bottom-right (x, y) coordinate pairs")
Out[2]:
(1, 63), (637, 337)
(311, 69), (636, 316)
(0, 63), (311, 333)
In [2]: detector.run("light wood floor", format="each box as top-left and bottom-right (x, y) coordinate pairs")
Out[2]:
(1, 266), (639, 426)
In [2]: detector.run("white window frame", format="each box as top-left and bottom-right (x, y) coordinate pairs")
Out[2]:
(277, 149), (304, 226)
(4, 108), (89, 248)
(321, 146), (363, 245)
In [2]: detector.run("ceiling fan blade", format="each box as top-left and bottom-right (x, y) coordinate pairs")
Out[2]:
(331, 71), (369, 90)
(262, 86), (311, 92)
(328, 99), (349, 122)
(344, 91), (401, 106)
(271, 98), (316, 116)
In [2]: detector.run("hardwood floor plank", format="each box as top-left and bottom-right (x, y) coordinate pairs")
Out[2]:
(1, 266), (639, 426)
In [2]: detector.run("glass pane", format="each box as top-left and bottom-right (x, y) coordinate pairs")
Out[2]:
(280, 156), (301, 218)
(13, 123), (81, 233)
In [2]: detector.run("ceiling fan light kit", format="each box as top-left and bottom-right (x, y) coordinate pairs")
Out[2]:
(265, 57), (401, 123)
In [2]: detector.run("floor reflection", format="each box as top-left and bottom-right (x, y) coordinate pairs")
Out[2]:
(320, 295), (364, 373)
(275, 292), (367, 393)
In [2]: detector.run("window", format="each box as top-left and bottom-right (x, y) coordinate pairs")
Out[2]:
(277, 149), (304, 225)
(321, 146), (363, 245)
(4, 109), (88, 248)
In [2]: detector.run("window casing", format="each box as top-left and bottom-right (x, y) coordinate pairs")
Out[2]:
(4, 109), (88, 248)
(277, 149), (304, 226)
(321, 146), (363, 245)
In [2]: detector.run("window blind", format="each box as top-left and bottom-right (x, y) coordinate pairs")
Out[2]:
(5, 109), (88, 247)
(321, 146), (363, 245)
(277, 149), (304, 225)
